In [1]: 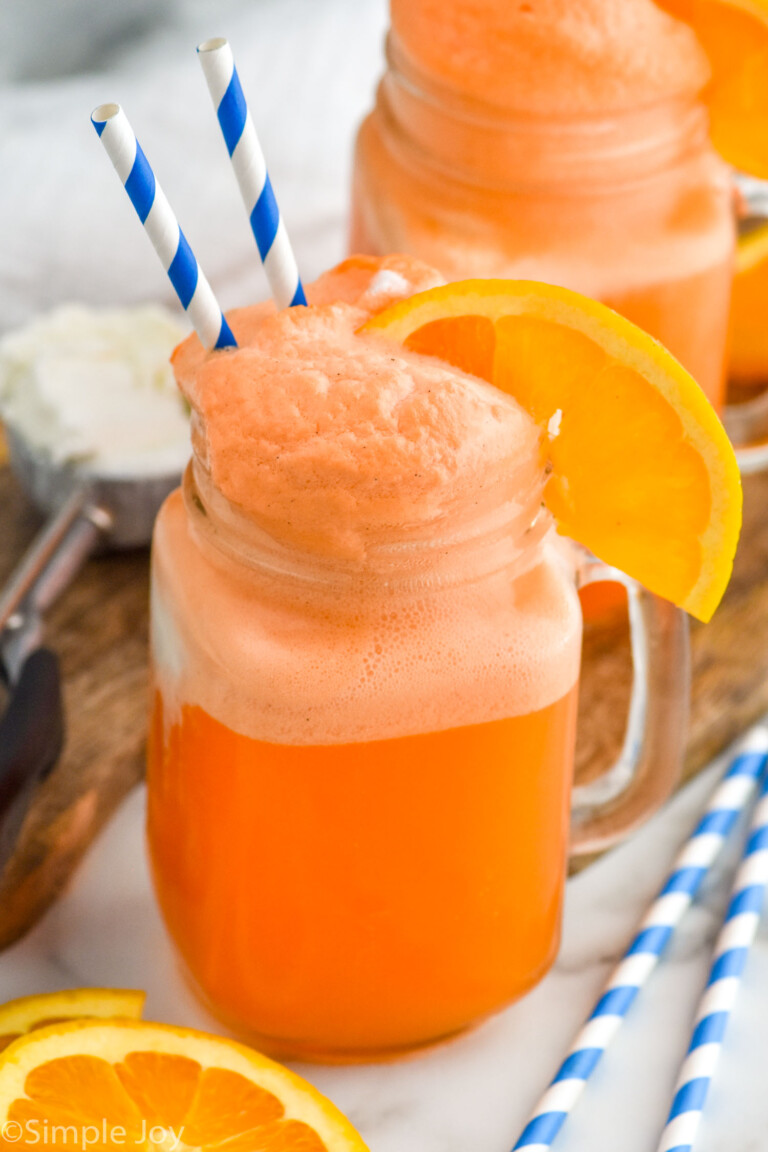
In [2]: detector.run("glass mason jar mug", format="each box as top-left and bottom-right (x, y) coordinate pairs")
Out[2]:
(350, 33), (735, 410)
(147, 450), (689, 1062)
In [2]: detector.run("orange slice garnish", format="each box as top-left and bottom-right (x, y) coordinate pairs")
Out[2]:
(0, 990), (144, 1056)
(657, 0), (768, 177)
(729, 220), (768, 382)
(361, 279), (742, 622)
(0, 1018), (369, 1151)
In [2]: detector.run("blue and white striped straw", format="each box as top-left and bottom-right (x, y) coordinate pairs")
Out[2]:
(197, 38), (307, 310)
(91, 102), (236, 351)
(655, 770), (768, 1152)
(512, 726), (768, 1152)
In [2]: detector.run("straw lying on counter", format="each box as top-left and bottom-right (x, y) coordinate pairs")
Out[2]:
(197, 37), (307, 310)
(91, 103), (237, 351)
(512, 725), (768, 1152)
(656, 770), (768, 1152)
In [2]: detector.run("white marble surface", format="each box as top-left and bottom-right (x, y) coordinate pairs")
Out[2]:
(1, 742), (767, 1152)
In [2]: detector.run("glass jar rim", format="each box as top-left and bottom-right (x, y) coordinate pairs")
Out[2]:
(387, 31), (706, 126)
(379, 31), (715, 194)
(183, 457), (554, 593)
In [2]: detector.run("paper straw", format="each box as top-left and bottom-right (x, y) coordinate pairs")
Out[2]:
(655, 771), (768, 1152)
(512, 725), (768, 1152)
(197, 37), (307, 309)
(91, 102), (237, 351)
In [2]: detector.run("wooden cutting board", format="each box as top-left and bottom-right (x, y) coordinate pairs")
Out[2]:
(1, 459), (767, 948)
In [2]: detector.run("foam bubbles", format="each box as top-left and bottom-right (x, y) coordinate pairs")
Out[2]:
(391, 0), (710, 114)
(152, 492), (581, 745)
(156, 256), (582, 744)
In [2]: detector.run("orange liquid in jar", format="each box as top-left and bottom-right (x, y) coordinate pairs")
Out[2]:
(148, 686), (578, 1060)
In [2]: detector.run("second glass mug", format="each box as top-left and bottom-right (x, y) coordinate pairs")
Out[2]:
(350, 33), (768, 464)
(147, 453), (689, 1062)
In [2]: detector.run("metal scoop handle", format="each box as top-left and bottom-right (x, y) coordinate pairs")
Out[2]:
(0, 488), (112, 673)
(0, 489), (112, 869)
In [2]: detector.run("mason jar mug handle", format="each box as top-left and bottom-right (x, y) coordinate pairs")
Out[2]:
(725, 173), (768, 474)
(570, 556), (691, 856)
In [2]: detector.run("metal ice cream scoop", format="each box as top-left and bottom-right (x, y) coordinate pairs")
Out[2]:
(0, 423), (181, 900)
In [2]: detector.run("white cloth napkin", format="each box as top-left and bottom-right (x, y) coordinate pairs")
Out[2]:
(0, 0), (388, 334)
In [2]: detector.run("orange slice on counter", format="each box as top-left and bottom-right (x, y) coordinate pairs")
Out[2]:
(728, 220), (768, 382)
(656, 0), (768, 177)
(0, 990), (145, 1056)
(0, 1018), (369, 1151)
(361, 279), (742, 622)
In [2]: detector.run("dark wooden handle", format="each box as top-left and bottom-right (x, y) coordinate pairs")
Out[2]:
(0, 648), (65, 871)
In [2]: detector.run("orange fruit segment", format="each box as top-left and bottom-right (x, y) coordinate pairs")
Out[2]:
(361, 279), (742, 622)
(0, 1019), (369, 1151)
(656, 0), (768, 177)
(0, 990), (145, 1056)
(728, 220), (768, 382)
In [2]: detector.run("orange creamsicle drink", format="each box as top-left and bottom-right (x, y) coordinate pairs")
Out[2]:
(350, 0), (735, 407)
(147, 257), (582, 1060)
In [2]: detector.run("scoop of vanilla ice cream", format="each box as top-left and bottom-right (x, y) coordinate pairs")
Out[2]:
(0, 303), (190, 478)
(172, 255), (545, 562)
